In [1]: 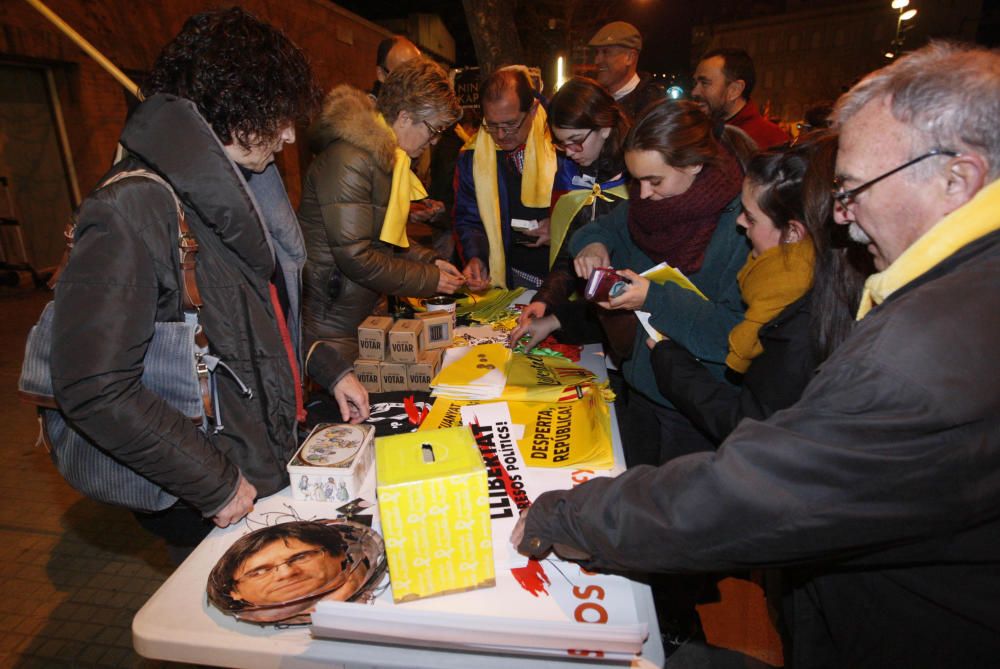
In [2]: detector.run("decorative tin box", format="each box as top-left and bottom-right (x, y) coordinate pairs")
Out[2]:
(288, 423), (375, 503)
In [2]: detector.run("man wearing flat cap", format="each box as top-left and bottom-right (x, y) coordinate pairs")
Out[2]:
(588, 21), (665, 120)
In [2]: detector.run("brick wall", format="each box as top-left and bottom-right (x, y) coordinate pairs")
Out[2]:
(0, 0), (391, 206)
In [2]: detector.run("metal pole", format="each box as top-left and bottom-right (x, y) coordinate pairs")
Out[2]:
(23, 0), (143, 101)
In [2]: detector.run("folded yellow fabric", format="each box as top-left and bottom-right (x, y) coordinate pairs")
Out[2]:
(857, 177), (1000, 319)
(376, 113), (428, 249)
(727, 240), (815, 373)
(549, 183), (628, 268)
(470, 105), (557, 287)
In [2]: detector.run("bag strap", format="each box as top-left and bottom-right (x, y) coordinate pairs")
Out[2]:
(54, 169), (216, 420)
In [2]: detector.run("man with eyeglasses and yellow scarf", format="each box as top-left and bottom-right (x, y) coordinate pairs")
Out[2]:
(514, 42), (1000, 668)
(454, 67), (576, 290)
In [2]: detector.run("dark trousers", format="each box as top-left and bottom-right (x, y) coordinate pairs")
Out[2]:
(134, 503), (214, 565)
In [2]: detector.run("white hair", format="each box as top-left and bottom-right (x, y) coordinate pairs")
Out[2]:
(833, 41), (1000, 180)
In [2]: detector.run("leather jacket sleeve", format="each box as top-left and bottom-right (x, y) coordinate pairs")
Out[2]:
(50, 182), (240, 516)
(651, 339), (741, 443)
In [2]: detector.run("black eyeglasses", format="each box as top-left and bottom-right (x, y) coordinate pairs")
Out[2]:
(422, 120), (445, 137)
(482, 112), (529, 137)
(832, 149), (959, 208)
(553, 128), (594, 152)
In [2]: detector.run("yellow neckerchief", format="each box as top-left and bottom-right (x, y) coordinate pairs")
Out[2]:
(857, 177), (1000, 320)
(376, 113), (427, 248)
(549, 181), (628, 268)
(469, 104), (557, 287)
(454, 124), (472, 145)
(727, 239), (815, 373)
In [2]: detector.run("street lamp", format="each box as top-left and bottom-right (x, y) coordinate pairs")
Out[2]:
(885, 1), (918, 59)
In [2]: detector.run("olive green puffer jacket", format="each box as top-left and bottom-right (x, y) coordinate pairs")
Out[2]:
(298, 86), (439, 345)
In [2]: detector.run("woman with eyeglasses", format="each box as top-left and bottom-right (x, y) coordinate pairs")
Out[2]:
(509, 78), (634, 362)
(298, 57), (466, 363)
(571, 99), (755, 466)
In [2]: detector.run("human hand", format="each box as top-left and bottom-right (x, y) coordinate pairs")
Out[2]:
(409, 199), (446, 223)
(604, 269), (649, 311)
(511, 509), (528, 551)
(517, 301), (547, 329)
(574, 242), (611, 279)
(434, 259), (466, 294)
(212, 474), (257, 528)
(508, 314), (561, 349)
(333, 373), (370, 424)
(463, 258), (491, 292)
(521, 217), (551, 247)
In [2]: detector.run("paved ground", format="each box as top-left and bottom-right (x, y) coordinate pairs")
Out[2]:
(0, 286), (199, 668)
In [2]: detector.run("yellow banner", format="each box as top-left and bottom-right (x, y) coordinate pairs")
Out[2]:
(420, 393), (613, 470)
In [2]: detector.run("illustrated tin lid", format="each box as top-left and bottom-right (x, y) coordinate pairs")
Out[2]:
(297, 423), (373, 468)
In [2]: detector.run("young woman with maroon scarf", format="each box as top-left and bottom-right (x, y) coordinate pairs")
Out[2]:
(570, 100), (754, 466)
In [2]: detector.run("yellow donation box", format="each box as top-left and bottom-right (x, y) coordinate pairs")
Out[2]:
(375, 426), (495, 602)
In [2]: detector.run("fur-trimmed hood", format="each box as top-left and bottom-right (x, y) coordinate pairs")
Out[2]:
(308, 85), (396, 172)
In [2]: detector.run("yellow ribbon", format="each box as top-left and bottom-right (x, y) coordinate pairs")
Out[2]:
(548, 182), (628, 268)
(470, 104), (557, 287)
(376, 113), (427, 249)
(856, 177), (1000, 319)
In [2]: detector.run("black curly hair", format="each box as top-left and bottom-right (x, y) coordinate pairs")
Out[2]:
(144, 7), (321, 150)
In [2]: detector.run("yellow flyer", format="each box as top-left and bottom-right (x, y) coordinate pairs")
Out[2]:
(499, 353), (600, 403)
(420, 393), (613, 470)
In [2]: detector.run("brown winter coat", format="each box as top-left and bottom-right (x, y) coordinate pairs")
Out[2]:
(298, 86), (440, 345)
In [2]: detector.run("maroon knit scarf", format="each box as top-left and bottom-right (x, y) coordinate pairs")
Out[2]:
(627, 147), (743, 274)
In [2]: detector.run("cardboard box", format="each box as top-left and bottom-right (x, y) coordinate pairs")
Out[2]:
(357, 316), (393, 361)
(407, 349), (444, 392)
(353, 360), (382, 393)
(288, 423), (375, 503)
(375, 426), (494, 602)
(379, 361), (409, 392)
(388, 319), (424, 363)
(415, 311), (453, 350)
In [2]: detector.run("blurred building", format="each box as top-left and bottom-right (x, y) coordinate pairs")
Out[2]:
(692, 0), (983, 128)
(0, 0), (390, 270)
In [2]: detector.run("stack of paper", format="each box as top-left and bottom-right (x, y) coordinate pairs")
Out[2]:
(311, 601), (647, 661)
(430, 343), (512, 400)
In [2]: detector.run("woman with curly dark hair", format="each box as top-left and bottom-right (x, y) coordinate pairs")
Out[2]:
(50, 7), (368, 560)
(298, 57), (464, 362)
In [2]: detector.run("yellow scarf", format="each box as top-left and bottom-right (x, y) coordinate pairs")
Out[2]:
(376, 113), (427, 249)
(857, 177), (1000, 320)
(469, 105), (557, 287)
(549, 182), (628, 268)
(727, 240), (815, 373)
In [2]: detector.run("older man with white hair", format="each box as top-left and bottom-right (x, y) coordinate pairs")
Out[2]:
(514, 42), (1000, 668)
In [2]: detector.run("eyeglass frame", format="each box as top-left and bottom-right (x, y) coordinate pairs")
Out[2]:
(831, 148), (959, 208)
(234, 547), (327, 584)
(422, 119), (445, 137)
(552, 128), (595, 152)
(482, 110), (531, 137)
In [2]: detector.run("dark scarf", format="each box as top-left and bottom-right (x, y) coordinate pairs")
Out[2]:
(627, 147), (743, 274)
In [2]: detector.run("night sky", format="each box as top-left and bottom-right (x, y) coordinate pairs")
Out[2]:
(332, 0), (711, 75)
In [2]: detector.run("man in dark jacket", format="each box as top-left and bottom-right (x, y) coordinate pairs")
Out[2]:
(51, 9), (368, 553)
(515, 42), (1000, 668)
(587, 21), (665, 121)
